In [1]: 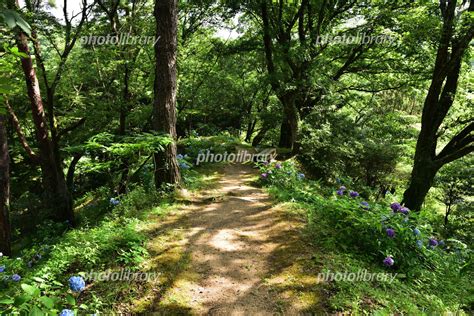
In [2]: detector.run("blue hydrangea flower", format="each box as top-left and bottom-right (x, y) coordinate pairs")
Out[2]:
(386, 228), (395, 238)
(390, 202), (401, 212)
(110, 197), (120, 206)
(69, 276), (85, 292)
(297, 173), (305, 180)
(428, 238), (438, 247)
(0, 265), (5, 273)
(360, 201), (370, 209)
(383, 256), (394, 267)
(11, 274), (21, 282)
(349, 191), (359, 198)
(177, 154), (184, 160)
(400, 207), (409, 215)
(413, 228), (421, 236)
(59, 309), (74, 316)
(179, 162), (190, 169)
(416, 240), (423, 248)
(336, 190), (344, 196)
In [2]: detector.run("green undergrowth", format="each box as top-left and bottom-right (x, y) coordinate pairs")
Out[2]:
(0, 164), (215, 314)
(259, 159), (473, 314)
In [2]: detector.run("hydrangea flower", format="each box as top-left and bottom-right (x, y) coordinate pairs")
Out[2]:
(11, 274), (21, 282)
(275, 163), (282, 169)
(297, 173), (305, 180)
(390, 202), (401, 212)
(0, 265), (5, 273)
(339, 186), (347, 191)
(349, 191), (359, 198)
(59, 309), (74, 316)
(383, 256), (394, 267)
(69, 276), (85, 292)
(439, 240), (445, 247)
(386, 228), (395, 238)
(179, 162), (190, 170)
(400, 207), (409, 215)
(336, 190), (344, 196)
(413, 228), (421, 236)
(177, 154), (184, 159)
(360, 201), (370, 209)
(109, 198), (120, 206)
(416, 240), (423, 248)
(261, 173), (268, 179)
(428, 238), (438, 247)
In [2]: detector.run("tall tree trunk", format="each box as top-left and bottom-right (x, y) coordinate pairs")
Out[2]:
(13, 29), (74, 225)
(153, 0), (181, 188)
(402, 0), (473, 210)
(0, 113), (11, 256)
(278, 94), (298, 151)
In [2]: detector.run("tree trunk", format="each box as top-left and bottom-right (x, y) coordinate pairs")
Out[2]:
(153, 0), (181, 188)
(14, 30), (74, 225)
(278, 94), (298, 151)
(402, 153), (439, 211)
(0, 113), (11, 256)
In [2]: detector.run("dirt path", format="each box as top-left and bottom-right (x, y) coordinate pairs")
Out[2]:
(135, 164), (324, 315)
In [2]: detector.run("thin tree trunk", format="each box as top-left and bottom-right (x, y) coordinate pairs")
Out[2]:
(0, 113), (11, 256)
(153, 0), (181, 188)
(13, 29), (74, 225)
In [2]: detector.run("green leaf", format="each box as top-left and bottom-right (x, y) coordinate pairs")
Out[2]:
(29, 306), (43, 316)
(21, 284), (41, 297)
(0, 298), (15, 304)
(14, 294), (32, 306)
(65, 294), (76, 306)
(39, 296), (54, 309)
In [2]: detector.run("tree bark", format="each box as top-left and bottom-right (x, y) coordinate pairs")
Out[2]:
(0, 113), (11, 256)
(403, 0), (473, 210)
(13, 29), (75, 225)
(153, 0), (181, 188)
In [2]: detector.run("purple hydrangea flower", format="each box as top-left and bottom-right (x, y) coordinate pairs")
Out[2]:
(428, 238), (438, 247)
(261, 173), (268, 179)
(383, 256), (394, 267)
(386, 228), (396, 238)
(349, 191), (359, 198)
(0, 265), (5, 273)
(59, 310), (75, 316)
(275, 163), (282, 169)
(400, 207), (409, 215)
(336, 190), (344, 196)
(413, 228), (421, 236)
(360, 201), (370, 209)
(11, 274), (21, 282)
(416, 240), (423, 248)
(69, 276), (85, 292)
(390, 202), (401, 212)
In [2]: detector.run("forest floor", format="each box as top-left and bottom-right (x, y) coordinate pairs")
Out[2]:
(131, 163), (326, 315)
